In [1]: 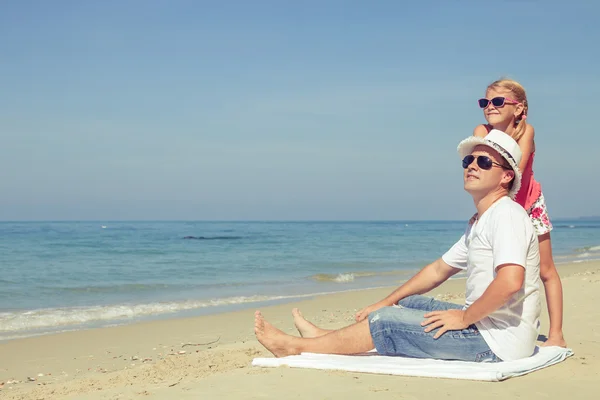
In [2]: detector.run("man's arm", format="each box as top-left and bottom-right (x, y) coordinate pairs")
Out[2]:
(462, 263), (524, 325)
(381, 258), (462, 306)
(422, 263), (524, 338)
(355, 259), (462, 321)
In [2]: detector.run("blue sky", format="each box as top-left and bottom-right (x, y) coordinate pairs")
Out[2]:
(1, 0), (598, 220)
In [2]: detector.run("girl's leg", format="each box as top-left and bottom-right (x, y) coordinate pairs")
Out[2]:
(538, 233), (567, 347)
(529, 194), (566, 347)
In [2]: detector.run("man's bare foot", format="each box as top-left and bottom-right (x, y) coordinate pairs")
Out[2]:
(292, 308), (330, 338)
(254, 311), (301, 357)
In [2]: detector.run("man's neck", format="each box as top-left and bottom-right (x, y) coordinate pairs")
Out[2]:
(472, 189), (508, 217)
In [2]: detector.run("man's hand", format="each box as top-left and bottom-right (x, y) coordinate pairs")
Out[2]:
(421, 309), (469, 339)
(355, 302), (387, 322)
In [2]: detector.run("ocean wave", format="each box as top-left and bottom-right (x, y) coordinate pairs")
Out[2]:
(0, 289), (377, 334)
(34, 279), (296, 295)
(556, 256), (600, 265)
(554, 224), (600, 229)
(0, 296), (279, 333)
(182, 235), (244, 240)
(570, 258), (600, 263)
(312, 273), (354, 282)
(311, 272), (376, 283)
(38, 283), (182, 294)
(573, 245), (600, 253)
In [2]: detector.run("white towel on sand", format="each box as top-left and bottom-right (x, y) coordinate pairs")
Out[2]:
(252, 346), (573, 382)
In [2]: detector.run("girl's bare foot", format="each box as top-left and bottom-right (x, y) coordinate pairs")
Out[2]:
(292, 308), (330, 338)
(542, 335), (567, 348)
(254, 311), (300, 357)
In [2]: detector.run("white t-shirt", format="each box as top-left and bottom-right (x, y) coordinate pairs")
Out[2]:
(442, 196), (541, 361)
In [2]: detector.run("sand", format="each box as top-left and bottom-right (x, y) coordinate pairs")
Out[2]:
(1, 261), (599, 399)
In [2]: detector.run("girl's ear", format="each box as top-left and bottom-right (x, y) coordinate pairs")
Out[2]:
(514, 103), (525, 118)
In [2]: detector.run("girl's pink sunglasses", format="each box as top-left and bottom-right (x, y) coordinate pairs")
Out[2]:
(478, 97), (519, 109)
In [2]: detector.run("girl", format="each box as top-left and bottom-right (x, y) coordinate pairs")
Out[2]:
(473, 78), (567, 347)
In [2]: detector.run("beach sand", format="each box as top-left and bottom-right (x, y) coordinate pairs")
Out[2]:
(1, 261), (599, 399)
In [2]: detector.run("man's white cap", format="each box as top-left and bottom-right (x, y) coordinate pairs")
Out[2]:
(456, 129), (522, 199)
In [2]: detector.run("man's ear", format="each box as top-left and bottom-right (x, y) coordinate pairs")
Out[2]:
(503, 170), (515, 185)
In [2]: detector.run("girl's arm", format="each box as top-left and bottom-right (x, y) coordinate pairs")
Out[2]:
(473, 124), (490, 138)
(517, 124), (535, 172)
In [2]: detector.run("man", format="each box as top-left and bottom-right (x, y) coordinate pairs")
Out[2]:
(255, 130), (541, 362)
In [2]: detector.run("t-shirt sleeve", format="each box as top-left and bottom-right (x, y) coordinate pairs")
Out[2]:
(490, 204), (530, 270)
(442, 234), (468, 270)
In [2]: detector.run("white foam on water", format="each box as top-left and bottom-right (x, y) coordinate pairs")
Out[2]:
(335, 273), (357, 282)
(311, 271), (380, 283)
(0, 286), (389, 339)
(0, 296), (279, 333)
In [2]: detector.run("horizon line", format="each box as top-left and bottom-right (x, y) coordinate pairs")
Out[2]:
(0, 217), (595, 223)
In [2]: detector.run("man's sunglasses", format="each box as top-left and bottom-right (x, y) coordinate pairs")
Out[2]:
(462, 155), (511, 170)
(478, 96), (519, 109)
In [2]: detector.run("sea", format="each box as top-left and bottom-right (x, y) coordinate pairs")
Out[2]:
(1, 220), (599, 342)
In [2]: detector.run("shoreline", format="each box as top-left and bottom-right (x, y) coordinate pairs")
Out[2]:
(3, 255), (598, 344)
(0, 284), (393, 344)
(0, 268), (423, 343)
(1, 260), (599, 399)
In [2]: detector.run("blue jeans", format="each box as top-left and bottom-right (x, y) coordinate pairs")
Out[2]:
(368, 295), (500, 362)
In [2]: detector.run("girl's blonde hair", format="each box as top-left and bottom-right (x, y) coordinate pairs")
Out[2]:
(487, 78), (528, 141)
